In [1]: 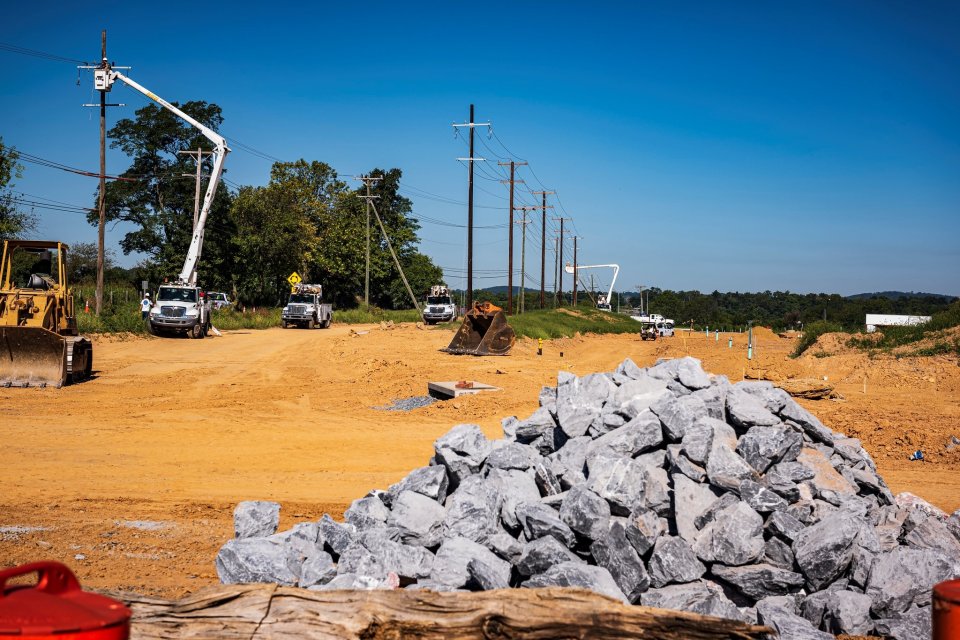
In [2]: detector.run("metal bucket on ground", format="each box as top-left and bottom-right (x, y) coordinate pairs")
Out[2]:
(0, 326), (68, 388)
(934, 579), (960, 640)
(443, 301), (516, 356)
(0, 561), (130, 639)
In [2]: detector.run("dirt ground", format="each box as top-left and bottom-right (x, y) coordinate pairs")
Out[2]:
(1, 322), (958, 598)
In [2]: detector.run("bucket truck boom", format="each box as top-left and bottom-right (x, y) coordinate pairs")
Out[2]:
(94, 60), (229, 287)
(94, 61), (229, 339)
(564, 263), (620, 311)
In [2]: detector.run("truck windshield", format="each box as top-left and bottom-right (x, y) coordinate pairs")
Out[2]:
(427, 296), (452, 305)
(157, 287), (197, 303)
(289, 294), (315, 304)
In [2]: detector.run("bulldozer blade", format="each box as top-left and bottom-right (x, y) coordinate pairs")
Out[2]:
(443, 310), (516, 356)
(0, 327), (68, 388)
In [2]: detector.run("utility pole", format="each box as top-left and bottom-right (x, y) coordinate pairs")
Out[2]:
(636, 285), (645, 315)
(178, 148), (214, 234)
(498, 160), (526, 314)
(530, 190), (554, 309)
(368, 198), (420, 313)
(572, 236), (580, 307)
(552, 217), (571, 304)
(79, 31), (125, 315)
(452, 105), (489, 308)
(552, 236), (560, 307)
(356, 174), (381, 307)
(515, 207), (537, 314)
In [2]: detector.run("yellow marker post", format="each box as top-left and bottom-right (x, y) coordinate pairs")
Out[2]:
(538, 338), (543, 356)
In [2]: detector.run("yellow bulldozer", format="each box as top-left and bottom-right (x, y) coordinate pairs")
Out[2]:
(443, 301), (516, 356)
(0, 240), (93, 388)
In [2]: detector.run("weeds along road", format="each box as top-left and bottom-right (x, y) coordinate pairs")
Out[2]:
(1, 322), (957, 596)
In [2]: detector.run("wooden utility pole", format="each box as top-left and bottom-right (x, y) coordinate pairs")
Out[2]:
(514, 210), (534, 313)
(451, 106), (489, 307)
(96, 31), (106, 315)
(530, 191), (554, 309)
(572, 236), (580, 307)
(178, 148), (214, 234)
(552, 217), (571, 305)
(357, 175), (382, 307)
(498, 161), (526, 314)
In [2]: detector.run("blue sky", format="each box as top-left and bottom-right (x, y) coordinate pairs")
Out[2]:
(2, 1), (958, 296)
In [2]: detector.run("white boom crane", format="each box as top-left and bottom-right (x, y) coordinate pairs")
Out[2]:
(564, 262), (620, 311)
(94, 60), (229, 287)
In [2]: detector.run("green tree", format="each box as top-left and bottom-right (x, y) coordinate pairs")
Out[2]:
(92, 102), (235, 289)
(0, 138), (36, 240)
(67, 241), (115, 284)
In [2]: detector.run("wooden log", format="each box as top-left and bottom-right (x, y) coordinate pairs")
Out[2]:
(123, 585), (773, 639)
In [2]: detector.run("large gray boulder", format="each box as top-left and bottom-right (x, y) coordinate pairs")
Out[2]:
(216, 536), (298, 585)
(677, 357), (711, 390)
(680, 419), (714, 464)
(299, 550), (336, 587)
(489, 468), (541, 531)
(559, 485), (611, 541)
(821, 590), (874, 636)
(430, 536), (510, 589)
(647, 536), (705, 587)
(866, 546), (960, 617)
(652, 394), (708, 441)
(516, 501), (576, 547)
(693, 501), (765, 566)
(515, 535), (580, 576)
(711, 563), (805, 599)
(434, 423), (492, 484)
(233, 501), (280, 539)
(640, 581), (742, 621)
(443, 475), (502, 544)
(386, 465), (449, 505)
(523, 562), (628, 604)
(591, 519), (650, 602)
(726, 388), (780, 429)
(792, 511), (863, 590)
(736, 425), (802, 473)
(672, 473), (720, 542)
(485, 442), (537, 471)
(388, 490), (446, 547)
(756, 596), (833, 640)
(589, 410), (663, 457)
(586, 454), (647, 515)
(873, 605), (933, 640)
(319, 514), (357, 557)
(624, 509), (665, 556)
(344, 496), (389, 531)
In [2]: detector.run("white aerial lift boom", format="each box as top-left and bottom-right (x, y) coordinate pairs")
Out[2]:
(94, 59), (229, 287)
(564, 262), (620, 311)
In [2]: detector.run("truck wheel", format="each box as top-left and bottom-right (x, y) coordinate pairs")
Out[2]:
(190, 323), (204, 339)
(322, 316), (331, 329)
(307, 317), (316, 330)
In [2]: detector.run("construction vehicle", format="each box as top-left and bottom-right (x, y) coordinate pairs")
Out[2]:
(565, 263), (619, 311)
(0, 240), (93, 387)
(94, 59), (228, 340)
(282, 283), (332, 329)
(640, 320), (659, 341)
(422, 285), (457, 325)
(443, 301), (515, 356)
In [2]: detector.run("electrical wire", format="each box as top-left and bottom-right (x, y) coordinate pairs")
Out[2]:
(15, 150), (138, 182)
(0, 41), (88, 64)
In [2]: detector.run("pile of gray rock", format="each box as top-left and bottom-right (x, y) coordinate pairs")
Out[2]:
(216, 357), (960, 640)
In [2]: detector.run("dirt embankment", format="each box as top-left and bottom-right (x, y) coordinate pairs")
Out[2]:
(1, 323), (957, 597)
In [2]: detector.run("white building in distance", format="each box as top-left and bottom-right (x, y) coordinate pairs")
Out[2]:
(865, 314), (931, 333)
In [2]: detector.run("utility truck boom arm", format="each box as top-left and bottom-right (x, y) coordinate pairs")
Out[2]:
(564, 263), (620, 309)
(95, 62), (229, 286)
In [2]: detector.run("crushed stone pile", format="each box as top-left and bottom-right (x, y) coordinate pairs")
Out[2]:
(216, 357), (960, 640)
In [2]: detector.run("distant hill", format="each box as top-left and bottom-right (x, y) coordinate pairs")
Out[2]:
(846, 291), (957, 302)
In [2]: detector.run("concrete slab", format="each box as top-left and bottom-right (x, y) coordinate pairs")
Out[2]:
(428, 380), (501, 400)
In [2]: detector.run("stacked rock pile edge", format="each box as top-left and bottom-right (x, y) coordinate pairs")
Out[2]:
(216, 357), (960, 640)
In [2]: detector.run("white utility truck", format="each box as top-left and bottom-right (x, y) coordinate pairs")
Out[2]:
(94, 60), (229, 340)
(564, 263), (619, 311)
(282, 283), (333, 329)
(422, 285), (457, 325)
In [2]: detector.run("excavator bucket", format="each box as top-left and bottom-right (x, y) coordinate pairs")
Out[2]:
(443, 301), (516, 356)
(0, 327), (68, 388)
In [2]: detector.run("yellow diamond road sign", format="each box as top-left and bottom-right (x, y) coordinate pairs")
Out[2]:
(287, 272), (302, 286)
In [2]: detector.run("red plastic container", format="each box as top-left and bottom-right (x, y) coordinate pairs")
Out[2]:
(0, 562), (129, 639)
(935, 579), (960, 640)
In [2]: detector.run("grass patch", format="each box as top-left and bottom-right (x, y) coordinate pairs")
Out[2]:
(790, 321), (843, 358)
(77, 302), (147, 335)
(211, 307), (282, 330)
(847, 301), (960, 352)
(334, 306), (422, 324)
(508, 307), (642, 340)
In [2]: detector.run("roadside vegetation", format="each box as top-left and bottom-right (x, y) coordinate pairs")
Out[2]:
(506, 306), (641, 340)
(790, 321), (844, 358)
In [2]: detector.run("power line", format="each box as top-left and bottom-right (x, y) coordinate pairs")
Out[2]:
(0, 41), (87, 64)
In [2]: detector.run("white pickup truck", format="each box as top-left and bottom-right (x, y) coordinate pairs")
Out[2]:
(148, 284), (212, 339)
(282, 284), (332, 329)
(422, 285), (457, 325)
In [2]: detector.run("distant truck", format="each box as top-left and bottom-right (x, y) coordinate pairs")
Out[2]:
(422, 285), (457, 325)
(207, 291), (232, 310)
(282, 283), (332, 329)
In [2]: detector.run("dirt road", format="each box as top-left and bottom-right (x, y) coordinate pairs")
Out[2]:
(1, 322), (957, 596)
